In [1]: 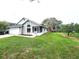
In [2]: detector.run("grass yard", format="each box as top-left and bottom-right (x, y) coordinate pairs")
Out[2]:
(0, 32), (79, 59)
(71, 33), (79, 38)
(63, 32), (79, 38)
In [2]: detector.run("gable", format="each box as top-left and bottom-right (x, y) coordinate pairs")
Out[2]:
(17, 17), (27, 25)
(22, 20), (41, 26)
(17, 17), (41, 26)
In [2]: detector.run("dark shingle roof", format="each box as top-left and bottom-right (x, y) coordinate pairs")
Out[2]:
(8, 23), (22, 28)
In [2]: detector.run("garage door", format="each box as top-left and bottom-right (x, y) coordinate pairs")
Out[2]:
(9, 28), (20, 35)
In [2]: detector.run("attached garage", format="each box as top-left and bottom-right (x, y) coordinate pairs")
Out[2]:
(8, 23), (22, 35)
(9, 28), (21, 35)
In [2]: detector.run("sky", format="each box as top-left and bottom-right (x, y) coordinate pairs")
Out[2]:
(0, 0), (79, 24)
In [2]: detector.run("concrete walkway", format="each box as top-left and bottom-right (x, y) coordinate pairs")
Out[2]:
(15, 35), (36, 38)
(0, 32), (45, 39)
(0, 34), (36, 39)
(0, 33), (44, 39)
(0, 34), (13, 39)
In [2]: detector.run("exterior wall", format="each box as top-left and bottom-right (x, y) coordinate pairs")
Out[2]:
(23, 21), (40, 35)
(42, 28), (47, 33)
(9, 28), (21, 35)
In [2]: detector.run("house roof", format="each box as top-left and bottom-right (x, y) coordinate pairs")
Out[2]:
(8, 23), (22, 28)
(9, 17), (47, 29)
(17, 17), (41, 26)
(17, 17), (27, 25)
(22, 19), (41, 26)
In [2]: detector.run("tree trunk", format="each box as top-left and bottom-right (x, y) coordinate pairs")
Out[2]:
(48, 27), (52, 32)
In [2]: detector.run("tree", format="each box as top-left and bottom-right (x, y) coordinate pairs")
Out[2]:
(42, 17), (62, 32)
(74, 23), (79, 33)
(61, 23), (74, 36)
(0, 21), (9, 32)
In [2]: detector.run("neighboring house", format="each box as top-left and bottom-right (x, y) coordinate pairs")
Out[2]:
(8, 17), (47, 36)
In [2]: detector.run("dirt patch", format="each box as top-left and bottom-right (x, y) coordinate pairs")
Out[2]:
(67, 36), (79, 42)
(58, 33), (68, 38)
(74, 46), (79, 48)
(59, 33), (79, 42)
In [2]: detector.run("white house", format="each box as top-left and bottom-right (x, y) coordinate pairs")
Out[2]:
(8, 17), (47, 36)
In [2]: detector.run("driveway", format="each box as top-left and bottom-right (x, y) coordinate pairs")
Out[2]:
(0, 34), (13, 39)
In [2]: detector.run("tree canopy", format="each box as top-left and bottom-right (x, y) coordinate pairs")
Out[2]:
(74, 23), (79, 33)
(0, 21), (9, 31)
(61, 23), (79, 36)
(42, 17), (62, 32)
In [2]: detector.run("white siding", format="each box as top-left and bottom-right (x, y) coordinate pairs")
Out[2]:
(22, 21), (48, 35)
(9, 28), (21, 35)
(23, 21), (39, 35)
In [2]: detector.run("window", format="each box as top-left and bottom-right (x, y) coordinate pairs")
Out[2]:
(32, 27), (37, 32)
(27, 25), (30, 27)
(40, 26), (42, 32)
(34, 27), (37, 31)
(27, 28), (31, 33)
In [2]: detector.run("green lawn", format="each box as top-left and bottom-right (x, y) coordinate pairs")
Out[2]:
(0, 32), (79, 59)
(72, 33), (79, 38)
(64, 32), (79, 38)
